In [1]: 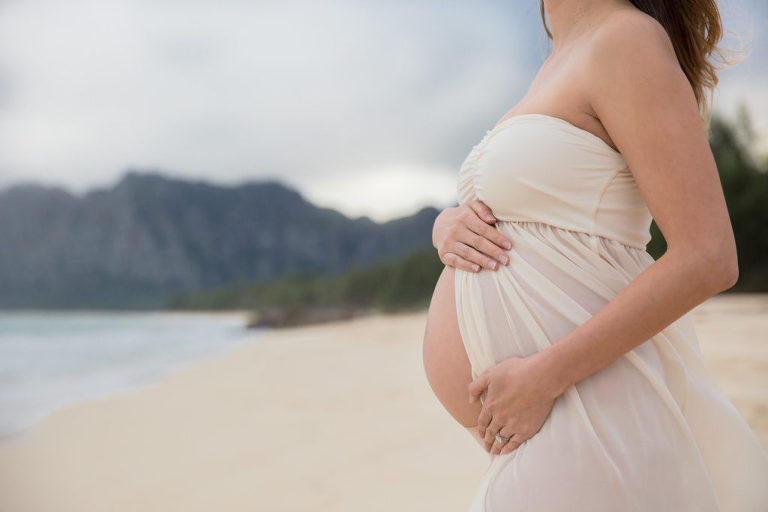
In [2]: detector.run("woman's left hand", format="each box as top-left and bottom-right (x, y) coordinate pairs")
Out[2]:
(468, 356), (558, 455)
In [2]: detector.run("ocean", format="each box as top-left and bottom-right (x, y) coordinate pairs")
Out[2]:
(0, 311), (263, 442)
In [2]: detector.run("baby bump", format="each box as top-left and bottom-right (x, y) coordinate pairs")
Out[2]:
(422, 225), (595, 433)
(422, 265), (482, 428)
(422, 249), (536, 431)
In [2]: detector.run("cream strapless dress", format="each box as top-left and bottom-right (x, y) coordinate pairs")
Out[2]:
(454, 113), (768, 511)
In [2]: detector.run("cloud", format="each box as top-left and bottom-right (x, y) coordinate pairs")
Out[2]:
(0, 2), (533, 206)
(0, 0), (765, 221)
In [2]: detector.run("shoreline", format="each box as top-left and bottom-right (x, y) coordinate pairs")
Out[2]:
(0, 295), (765, 511)
(0, 310), (261, 444)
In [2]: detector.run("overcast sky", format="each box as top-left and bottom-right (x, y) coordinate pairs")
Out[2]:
(1, 0), (765, 222)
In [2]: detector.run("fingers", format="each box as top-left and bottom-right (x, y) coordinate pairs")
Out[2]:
(442, 242), (498, 272)
(441, 252), (481, 273)
(443, 232), (509, 271)
(476, 405), (492, 439)
(468, 199), (498, 224)
(463, 210), (513, 254)
(490, 425), (516, 455)
(456, 231), (510, 270)
(483, 416), (504, 452)
(499, 433), (528, 455)
(468, 372), (489, 404)
(464, 212), (513, 253)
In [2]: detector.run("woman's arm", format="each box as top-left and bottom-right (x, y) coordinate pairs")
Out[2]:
(533, 12), (738, 399)
(470, 12), (738, 455)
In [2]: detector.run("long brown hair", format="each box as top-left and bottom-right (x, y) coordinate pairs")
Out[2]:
(538, 0), (748, 134)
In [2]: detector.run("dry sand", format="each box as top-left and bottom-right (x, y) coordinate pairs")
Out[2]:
(0, 293), (766, 511)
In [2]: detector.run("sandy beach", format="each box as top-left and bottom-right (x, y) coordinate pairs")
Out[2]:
(0, 293), (766, 511)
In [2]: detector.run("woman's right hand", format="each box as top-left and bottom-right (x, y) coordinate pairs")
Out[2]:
(432, 200), (513, 272)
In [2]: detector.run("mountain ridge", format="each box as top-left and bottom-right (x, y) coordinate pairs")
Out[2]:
(0, 170), (441, 308)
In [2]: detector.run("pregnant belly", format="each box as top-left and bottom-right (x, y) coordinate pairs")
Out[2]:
(422, 265), (482, 428)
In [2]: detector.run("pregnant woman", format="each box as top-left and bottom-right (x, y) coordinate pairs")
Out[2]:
(422, 1), (768, 511)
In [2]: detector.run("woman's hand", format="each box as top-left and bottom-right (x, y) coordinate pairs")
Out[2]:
(468, 356), (558, 455)
(432, 200), (513, 272)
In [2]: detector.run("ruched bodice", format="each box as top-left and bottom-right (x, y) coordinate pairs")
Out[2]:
(457, 113), (652, 250)
(451, 113), (768, 511)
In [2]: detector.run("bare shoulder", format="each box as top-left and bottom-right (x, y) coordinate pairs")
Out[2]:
(586, 8), (678, 73)
(582, 7), (693, 124)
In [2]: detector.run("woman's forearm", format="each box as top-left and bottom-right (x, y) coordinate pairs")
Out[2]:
(529, 248), (737, 399)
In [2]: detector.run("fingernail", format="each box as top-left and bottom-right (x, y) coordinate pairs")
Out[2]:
(488, 261), (497, 270)
(500, 255), (509, 265)
(471, 264), (480, 272)
(504, 240), (512, 249)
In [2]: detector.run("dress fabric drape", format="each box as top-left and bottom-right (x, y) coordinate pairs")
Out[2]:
(454, 114), (768, 511)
